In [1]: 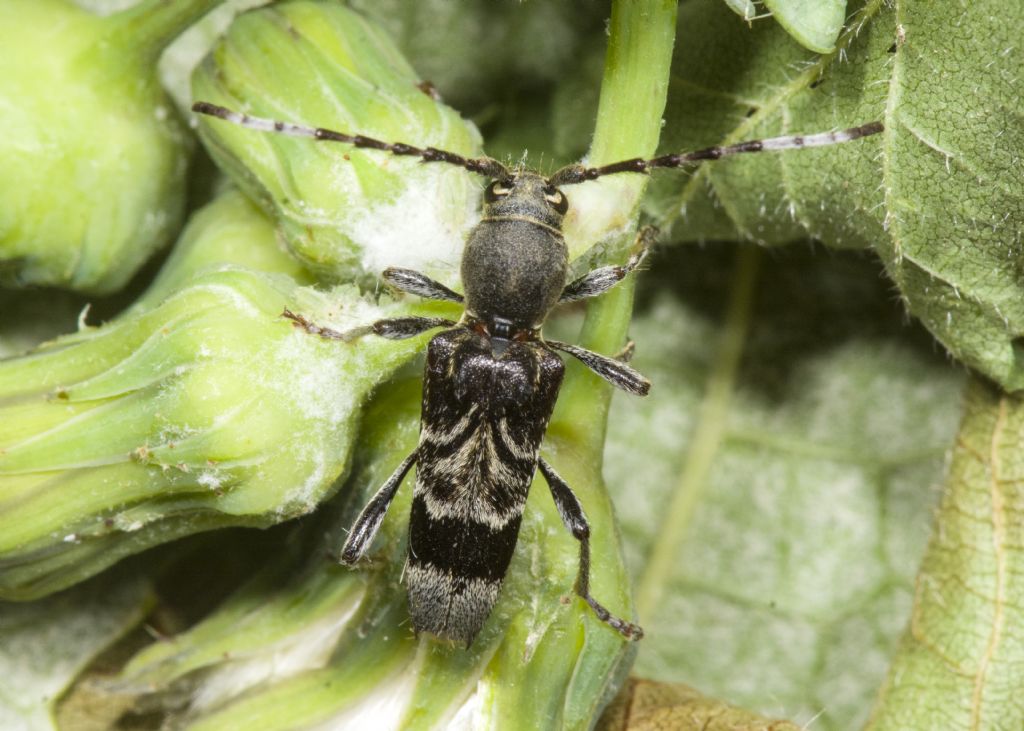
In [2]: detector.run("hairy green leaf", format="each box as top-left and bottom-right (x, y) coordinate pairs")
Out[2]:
(604, 245), (964, 729)
(0, 573), (150, 730)
(719, 0), (847, 52)
(763, 0), (846, 53)
(649, 0), (1024, 390)
(868, 377), (1024, 730)
(721, 0), (756, 23)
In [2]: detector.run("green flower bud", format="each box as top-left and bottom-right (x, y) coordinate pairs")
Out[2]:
(192, 1), (483, 283)
(0, 260), (451, 600)
(0, 0), (223, 294)
(133, 188), (314, 311)
(114, 375), (635, 730)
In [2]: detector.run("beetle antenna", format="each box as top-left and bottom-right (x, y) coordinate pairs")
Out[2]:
(192, 101), (510, 179)
(547, 121), (884, 186)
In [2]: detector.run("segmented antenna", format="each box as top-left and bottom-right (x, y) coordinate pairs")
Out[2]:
(547, 121), (885, 186)
(191, 101), (510, 179)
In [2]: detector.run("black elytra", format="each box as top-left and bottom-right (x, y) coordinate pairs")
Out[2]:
(193, 100), (883, 645)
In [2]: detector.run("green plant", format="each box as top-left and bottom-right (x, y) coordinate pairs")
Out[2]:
(1, 1), (1020, 729)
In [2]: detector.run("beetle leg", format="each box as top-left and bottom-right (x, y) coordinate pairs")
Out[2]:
(545, 340), (650, 396)
(557, 227), (656, 304)
(341, 450), (418, 564)
(283, 310), (454, 342)
(383, 267), (463, 303)
(538, 457), (643, 641)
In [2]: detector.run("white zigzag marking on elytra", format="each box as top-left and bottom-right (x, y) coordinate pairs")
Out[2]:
(418, 418), (535, 530)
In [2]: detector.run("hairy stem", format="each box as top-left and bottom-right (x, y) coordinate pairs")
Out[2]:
(106, 0), (224, 61)
(557, 0), (678, 451)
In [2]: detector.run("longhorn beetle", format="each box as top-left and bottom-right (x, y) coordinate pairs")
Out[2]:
(193, 100), (883, 645)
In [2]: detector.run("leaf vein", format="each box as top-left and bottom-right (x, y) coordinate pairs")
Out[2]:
(971, 395), (1009, 729)
(896, 116), (1020, 200)
(661, 0), (889, 230)
(634, 247), (759, 619)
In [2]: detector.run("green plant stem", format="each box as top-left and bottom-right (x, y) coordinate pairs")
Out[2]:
(106, 0), (223, 62)
(635, 244), (759, 619)
(557, 0), (678, 452)
(589, 0), (679, 167)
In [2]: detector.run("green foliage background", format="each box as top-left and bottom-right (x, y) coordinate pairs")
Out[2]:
(0, 0), (1021, 729)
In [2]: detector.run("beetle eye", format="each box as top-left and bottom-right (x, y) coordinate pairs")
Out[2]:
(544, 187), (568, 214)
(484, 180), (512, 202)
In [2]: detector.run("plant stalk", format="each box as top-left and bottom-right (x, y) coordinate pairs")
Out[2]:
(106, 0), (224, 62)
(557, 0), (678, 453)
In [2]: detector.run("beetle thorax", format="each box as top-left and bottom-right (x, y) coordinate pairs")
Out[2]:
(460, 172), (569, 332)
